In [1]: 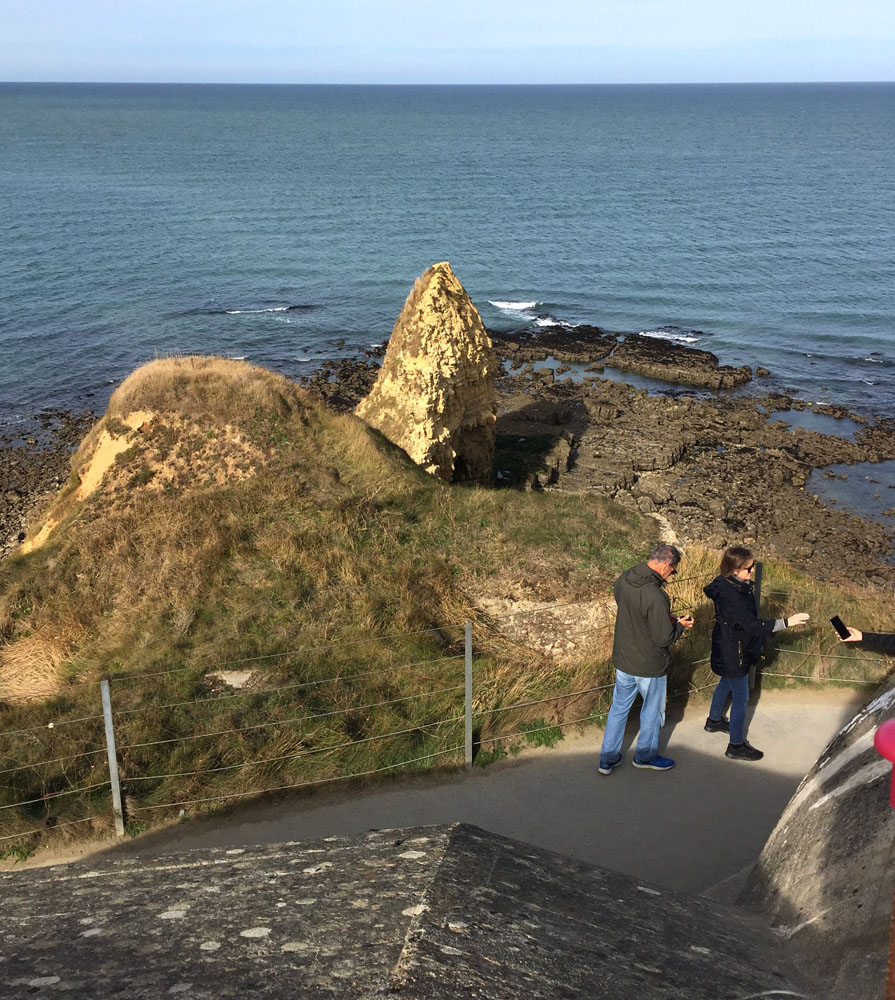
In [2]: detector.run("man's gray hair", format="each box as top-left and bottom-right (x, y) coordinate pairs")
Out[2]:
(649, 543), (681, 567)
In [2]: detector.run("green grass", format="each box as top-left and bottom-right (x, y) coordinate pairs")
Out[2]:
(1, 358), (891, 852)
(519, 718), (565, 748)
(0, 357), (651, 848)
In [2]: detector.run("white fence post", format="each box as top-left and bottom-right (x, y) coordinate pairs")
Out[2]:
(465, 621), (473, 766)
(100, 678), (126, 838)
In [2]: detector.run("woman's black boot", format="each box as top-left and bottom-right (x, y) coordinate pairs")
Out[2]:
(725, 740), (764, 761)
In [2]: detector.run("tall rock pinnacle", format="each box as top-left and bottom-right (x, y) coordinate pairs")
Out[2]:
(355, 262), (498, 484)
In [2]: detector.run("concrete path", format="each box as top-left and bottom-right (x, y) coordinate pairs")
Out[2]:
(81, 686), (865, 896)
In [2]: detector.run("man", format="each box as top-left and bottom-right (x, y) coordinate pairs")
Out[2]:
(599, 543), (693, 774)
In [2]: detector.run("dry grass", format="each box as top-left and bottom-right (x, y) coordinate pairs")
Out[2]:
(0, 356), (890, 851)
(0, 356), (651, 847)
(108, 355), (308, 424)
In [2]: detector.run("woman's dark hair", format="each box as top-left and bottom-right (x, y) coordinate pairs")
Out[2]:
(719, 545), (754, 578)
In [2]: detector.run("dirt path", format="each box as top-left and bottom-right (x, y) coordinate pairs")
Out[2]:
(5, 687), (866, 896)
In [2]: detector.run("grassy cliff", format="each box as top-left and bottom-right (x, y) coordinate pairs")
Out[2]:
(0, 357), (653, 845)
(1, 357), (891, 853)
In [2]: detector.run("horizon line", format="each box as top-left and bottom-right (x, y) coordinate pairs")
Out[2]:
(2, 78), (894, 87)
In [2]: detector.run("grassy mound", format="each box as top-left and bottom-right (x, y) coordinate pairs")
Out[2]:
(1, 357), (891, 855)
(0, 357), (651, 846)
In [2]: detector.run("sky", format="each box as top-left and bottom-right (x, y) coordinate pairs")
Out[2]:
(2, 0), (894, 84)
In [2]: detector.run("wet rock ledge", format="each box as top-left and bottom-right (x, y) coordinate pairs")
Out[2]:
(4, 327), (894, 591)
(296, 329), (895, 588)
(492, 324), (754, 390)
(605, 332), (753, 389)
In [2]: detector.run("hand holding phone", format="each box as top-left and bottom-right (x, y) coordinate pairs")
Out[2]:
(830, 615), (850, 640)
(677, 614), (694, 629)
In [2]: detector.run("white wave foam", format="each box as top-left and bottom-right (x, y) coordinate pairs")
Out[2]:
(639, 328), (702, 344)
(228, 355), (247, 361)
(535, 316), (576, 329)
(489, 300), (538, 311)
(225, 306), (289, 315)
(295, 356), (312, 362)
(864, 356), (884, 363)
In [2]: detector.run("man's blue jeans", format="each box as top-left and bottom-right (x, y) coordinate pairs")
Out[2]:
(709, 674), (750, 744)
(599, 670), (666, 766)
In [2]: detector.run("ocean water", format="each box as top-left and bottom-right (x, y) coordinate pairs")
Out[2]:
(1, 82), (894, 425)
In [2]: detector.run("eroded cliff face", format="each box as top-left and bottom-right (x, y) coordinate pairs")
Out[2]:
(355, 262), (497, 484)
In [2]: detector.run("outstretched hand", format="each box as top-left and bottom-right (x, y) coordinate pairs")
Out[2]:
(677, 614), (694, 629)
(840, 625), (863, 643)
(787, 612), (810, 627)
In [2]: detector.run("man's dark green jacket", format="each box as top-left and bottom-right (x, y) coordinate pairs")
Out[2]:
(611, 562), (684, 677)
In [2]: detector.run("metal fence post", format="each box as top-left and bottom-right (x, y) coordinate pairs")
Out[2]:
(750, 560), (764, 691)
(100, 678), (126, 838)
(465, 621), (473, 766)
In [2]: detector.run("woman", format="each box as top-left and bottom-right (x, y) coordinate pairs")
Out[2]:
(839, 627), (895, 653)
(703, 546), (809, 761)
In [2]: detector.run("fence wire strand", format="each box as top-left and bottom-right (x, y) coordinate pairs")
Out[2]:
(0, 713), (105, 740)
(116, 684), (466, 752)
(477, 711), (608, 748)
(762, 671), (879, 685)
(0, 746), (109, 777)
(767, 646), (892, 665)
(125, 715), (466, 783)
(111, 654), (469, 719)
(109, 622), (471, 686)
(478, 682), (616, 717)
(0, 814), (101, 845)
(3, 563), (894, 840)
(0, 780), (111, 813)
(131, 743), (466, 814)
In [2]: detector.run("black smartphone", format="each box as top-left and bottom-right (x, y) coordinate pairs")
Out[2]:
(830, 615), (850, 640)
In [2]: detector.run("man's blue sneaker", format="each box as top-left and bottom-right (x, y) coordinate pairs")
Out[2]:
(632, 755), (675, 771)
(598, 754), (623, 775)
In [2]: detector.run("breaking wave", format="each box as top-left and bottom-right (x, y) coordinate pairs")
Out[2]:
(489, 300), (539, 312)
(180, 303), (317, 317)
(534, 315), (577, 329)
(638, 325), (704, 345)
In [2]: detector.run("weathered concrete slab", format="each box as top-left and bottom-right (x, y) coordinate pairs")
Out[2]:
(395, 825), (808, 999)
(738, 676), (895, 1000)
(0, 823), (807, 999)
(0, 827), (443, 998)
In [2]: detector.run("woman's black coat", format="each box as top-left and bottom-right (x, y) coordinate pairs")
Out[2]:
(861, 632), (895, 654)
(704, 575), (778, 678)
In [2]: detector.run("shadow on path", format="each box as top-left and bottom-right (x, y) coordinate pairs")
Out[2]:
(94, 690), (864, 896)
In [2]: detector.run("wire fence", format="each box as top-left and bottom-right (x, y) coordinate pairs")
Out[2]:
(1, 562), (892, 847)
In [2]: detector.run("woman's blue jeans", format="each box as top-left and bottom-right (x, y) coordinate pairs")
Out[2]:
(709, 674), (750, 744)
(599, 670), (666, 766)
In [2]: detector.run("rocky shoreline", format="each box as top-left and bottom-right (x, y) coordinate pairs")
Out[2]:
(297, 328), (895, 588)
(3, 329), (894, 587)
(0, 410), (96, 559)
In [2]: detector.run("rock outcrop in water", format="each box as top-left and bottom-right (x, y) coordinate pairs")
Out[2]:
(605, 333), (752, 389)
(355, 262), (498, 484)
(489, 324), (617, 365)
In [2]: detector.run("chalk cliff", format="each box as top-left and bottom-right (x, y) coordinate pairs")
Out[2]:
(355, 262), (497, 484)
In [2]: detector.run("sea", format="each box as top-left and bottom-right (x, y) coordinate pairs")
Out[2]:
(1, 82), (894, 428)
